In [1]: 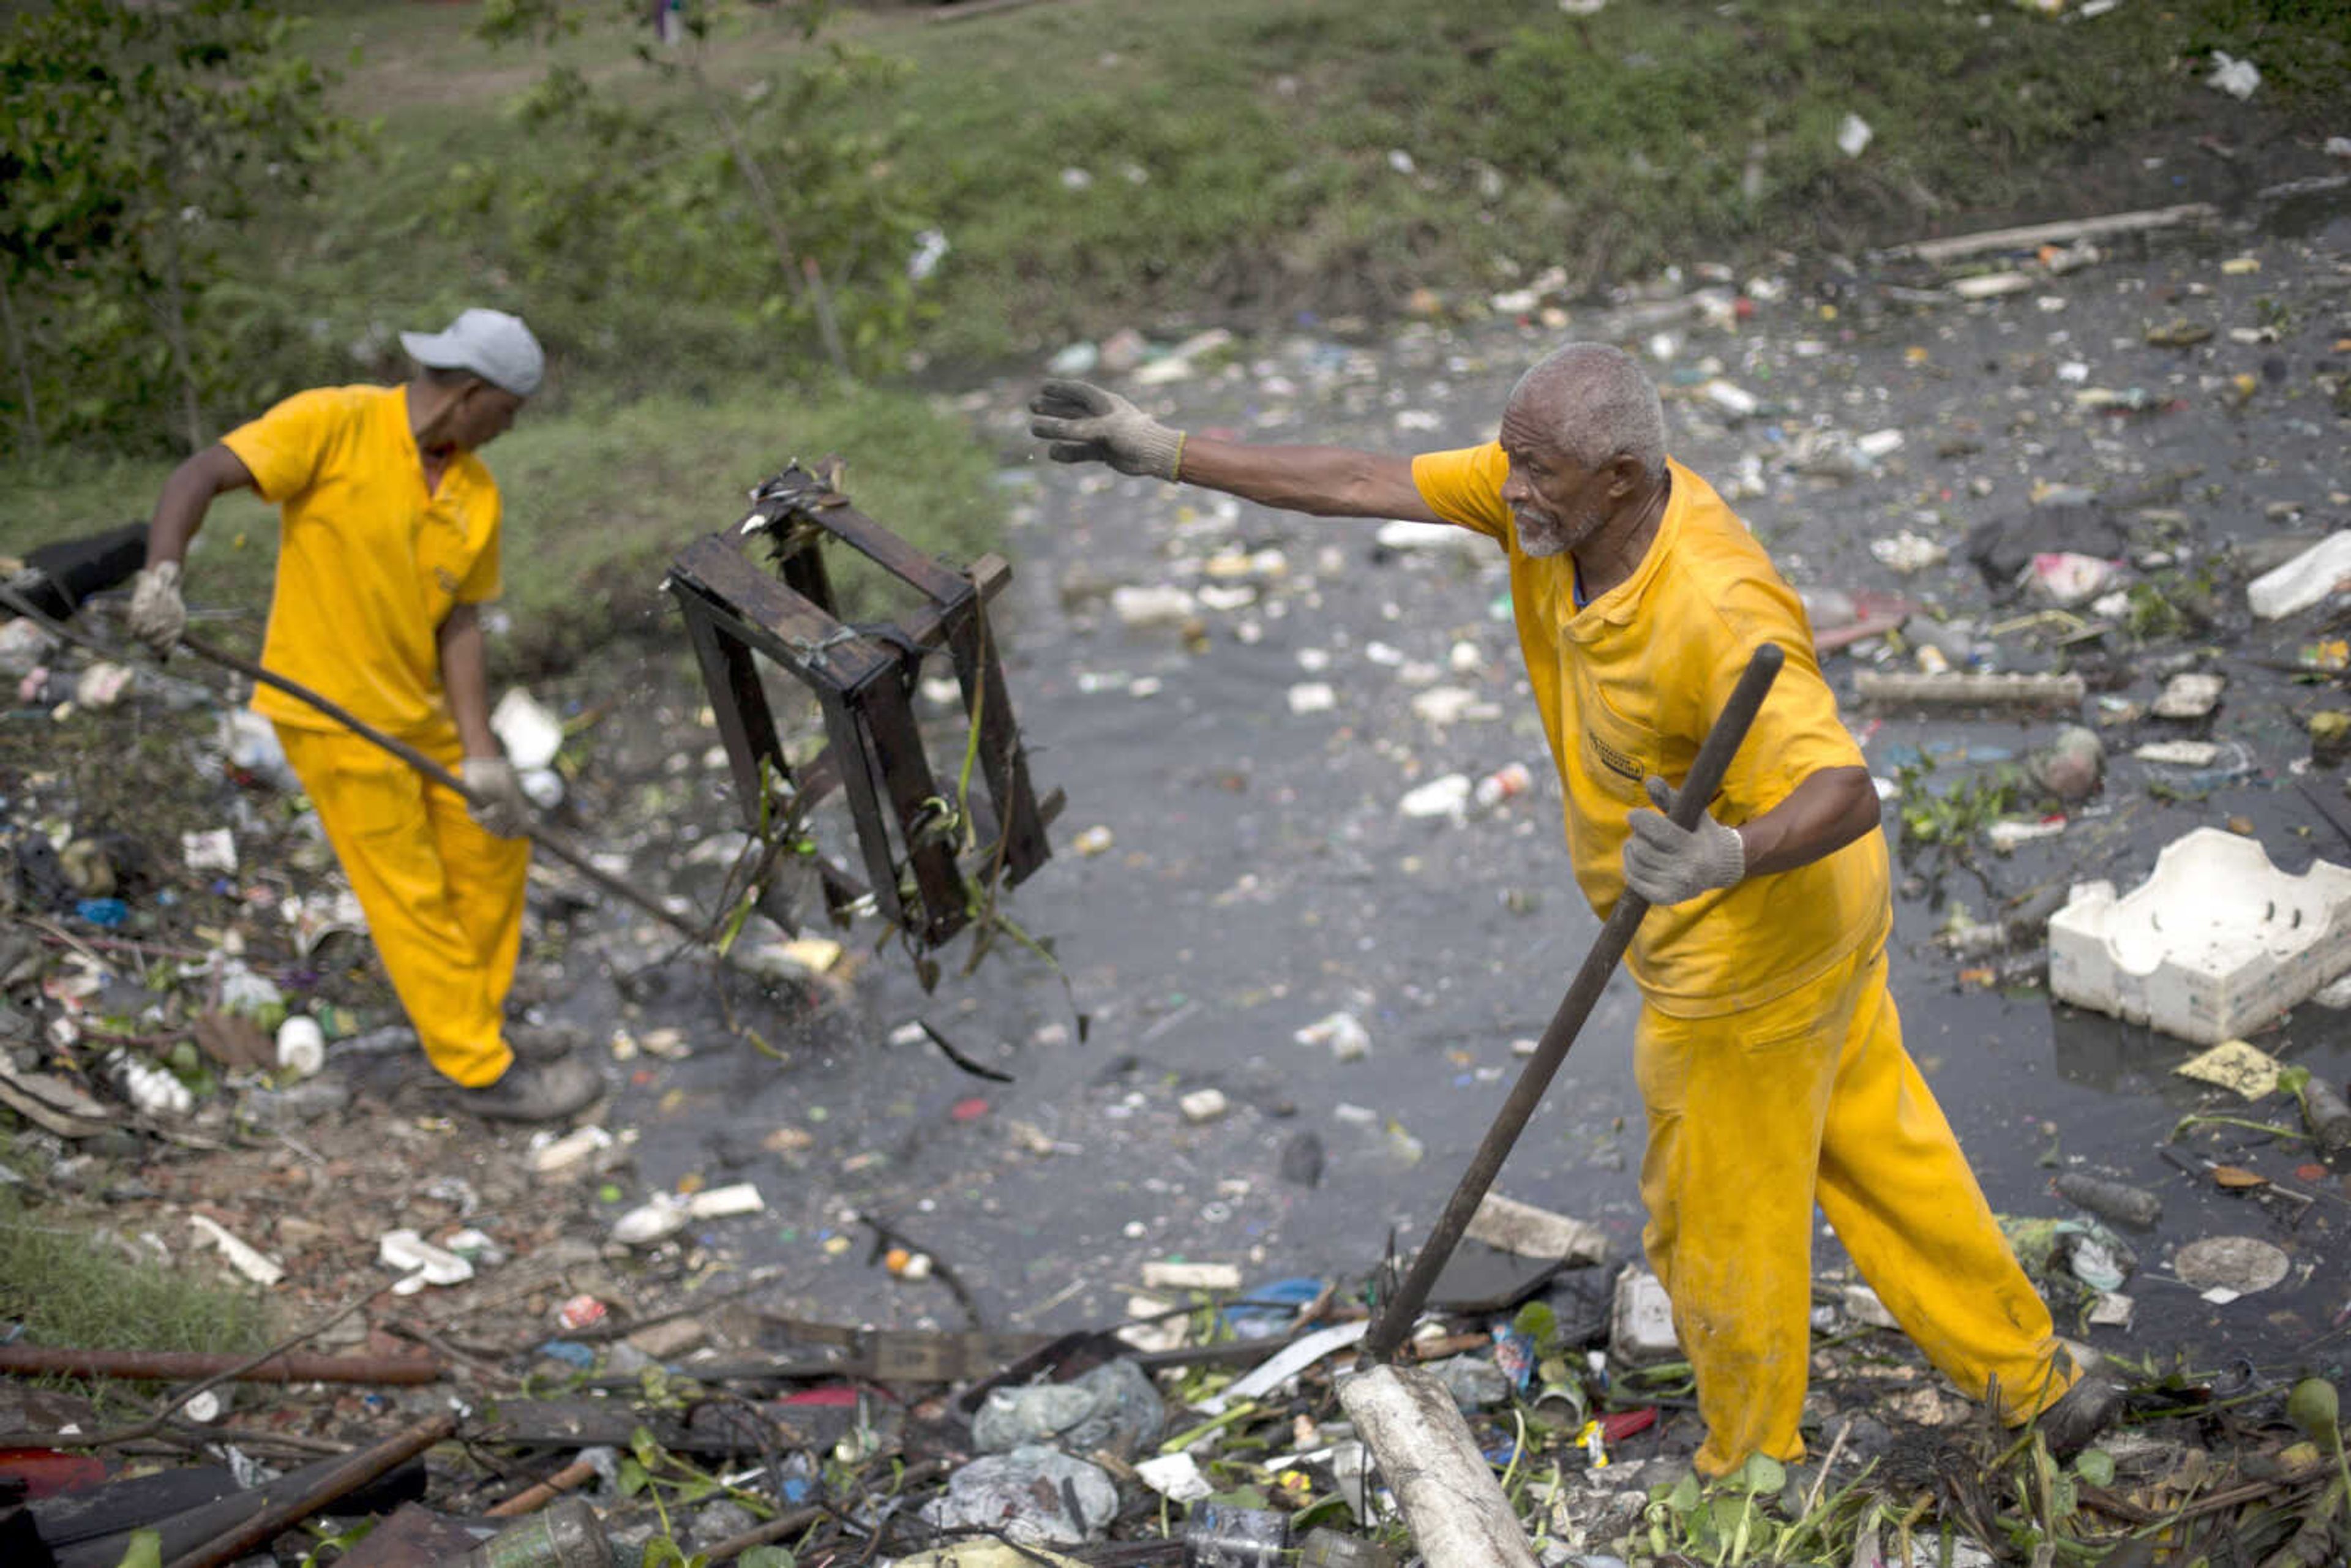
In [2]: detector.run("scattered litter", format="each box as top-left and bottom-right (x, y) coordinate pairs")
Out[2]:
(922, 1446), (1118, 1546)
(2151, 672), (2225, 719)
(2172, 1235), (2289, 1300)
(2205, 50), (2261, 100)
(1836, 112), (1873, 159)
(1870, 532), (1947, 574)
(1949, 271), (2036, 301)
(190, 1214), (284, 1287)
(1294, 1011), (1371, 1060)
(2249, 531), (2351, 620)
(2134, 740), (2219, 767)
(2173, 1038), (2285, 1101)
(1180, 1087), (1231, 1123)
(1610, 1267), (1680, 1363)
(377, 1228), (475, 1292)
(1399, 774), (1472, 822)
(1073, 825), (1116, 857)
(1136, 1452), (1214, 1502)
(1288, 683), (1337, 715)
(2054, 1172), (2162, 1228)
(1142, 1260), (1242, 1291)
(1842, 1284), (1900, 1330)
(530, 1124), (614, 1175)
(1112, 585), (1198, 628)
(1464, 1192), (1607, 1264)
(181, 827), (238, 874)
(274, 1015), (326, 1078)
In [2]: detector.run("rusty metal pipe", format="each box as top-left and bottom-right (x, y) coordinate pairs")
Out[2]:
(0, 1345), (442, 1386)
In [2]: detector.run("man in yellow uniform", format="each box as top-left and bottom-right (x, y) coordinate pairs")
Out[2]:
(1029, 344), (2119, 1475)
(128, 309), (601, 1123)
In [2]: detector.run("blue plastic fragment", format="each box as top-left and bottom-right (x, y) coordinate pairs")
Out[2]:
(75, 898), (127, 929)
(534, 1340), (597, 1369)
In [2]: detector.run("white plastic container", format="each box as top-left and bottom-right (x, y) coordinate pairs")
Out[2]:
(2048, 828), (2351, 1045)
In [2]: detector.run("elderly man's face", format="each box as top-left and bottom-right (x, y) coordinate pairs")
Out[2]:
(1497, 396), (1613, 559)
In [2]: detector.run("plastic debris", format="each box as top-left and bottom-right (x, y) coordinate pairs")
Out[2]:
(2027, 552), (2115, 607)
(1180, 1087), (1231, 1123)
(1294, 1011), (1371, 1060)
(1464, 1192), (1607, 1264)
(1856, 671), (2085, 708)
(108, 1049), (192, 1116)
(1610, 1267), (1680, 1363)
(2205, 50), (2261, 100)
(530, 1124), (614, 1176)
(1869, 532), (1947, 574)
(182, 827), (238, 874)
(556, 1294), (607, 1332)
(1835, 112), (1873, 159)
(2049, 830), (2351, 1045)
(1399, 773), (1472, 822)
(973, 1358), (1163, 1457)
(1287, 683), (1337, 715)
(1142, 1261), (1242, 1291)
(1136, 1452), (1213, 1502)
(922, 1446), (1118, 1546)
(2173, 1038), (2285, 1100)
(190, 1214), (284, 1287)
(378, 1228), (476, 1292)
(1112, 585), (1198, 629)
(2151, 672), (2225, 719)
(2172, 1235), (2290, 1301)
(274, 1015), (326, 1078)
(1183, 1499), (1291, 1566)
(2053, 1172), (2162, 1228)
(2248, 531), (2351, 620)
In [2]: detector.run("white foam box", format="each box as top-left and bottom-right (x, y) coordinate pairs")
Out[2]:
(2048, 827), (2351, 1045)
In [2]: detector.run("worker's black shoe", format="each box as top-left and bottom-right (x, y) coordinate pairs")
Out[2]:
(2034, 1367), (2125, 1460)
(452, 1054), (604, 1123)
(508, 1019), (591, 1063)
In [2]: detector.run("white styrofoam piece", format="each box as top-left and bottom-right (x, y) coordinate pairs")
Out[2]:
(1610, 1265), (1681, 1362)
(2249, 530), (2351, 620)
(2048, 828), (2351, 1045)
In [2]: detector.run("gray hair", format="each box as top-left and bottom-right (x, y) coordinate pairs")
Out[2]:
(1507, 343), (1667, 481)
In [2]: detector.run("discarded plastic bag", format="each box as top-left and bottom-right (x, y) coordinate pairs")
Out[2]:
(921, 1446), (1118, 1546)
(972, 1357), (1163, 1457)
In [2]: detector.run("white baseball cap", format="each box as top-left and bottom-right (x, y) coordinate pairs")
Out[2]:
(399, 307), (546, 399)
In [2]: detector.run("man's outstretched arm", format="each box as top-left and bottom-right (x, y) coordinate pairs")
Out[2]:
(1029, 378), (1441, 523)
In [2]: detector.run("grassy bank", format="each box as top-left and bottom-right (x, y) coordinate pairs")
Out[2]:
(0, 1188), (276, 1414)
(4, 384), (1004, 673)
(275, 0), (2350, 379)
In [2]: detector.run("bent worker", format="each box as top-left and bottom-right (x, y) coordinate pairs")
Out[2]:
(1029, 345), (2119, 1474)
(128, 309), (601, 1123)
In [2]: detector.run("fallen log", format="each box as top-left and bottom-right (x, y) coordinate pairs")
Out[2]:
(0, 1345), (442, 1386)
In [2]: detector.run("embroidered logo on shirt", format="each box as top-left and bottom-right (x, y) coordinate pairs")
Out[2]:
(433, 567), (460, 595)
(1586, 727), (1645, 784)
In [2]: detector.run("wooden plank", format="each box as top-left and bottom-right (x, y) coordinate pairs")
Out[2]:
(858, 672), (969, 945)
(670, 536), (893, 694)
(948, 602), (1051, 886)
(814, 685), (906, 927)
(678, 597), (787, 829)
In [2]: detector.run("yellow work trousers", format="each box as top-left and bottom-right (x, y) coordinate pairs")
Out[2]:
(276, 722), (527, 1089)
(1635, 942), (2072, 1476)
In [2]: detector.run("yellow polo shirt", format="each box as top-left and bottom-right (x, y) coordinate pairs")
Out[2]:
(1411, 446), (1888, 1016)
(221, 384), (502, 737)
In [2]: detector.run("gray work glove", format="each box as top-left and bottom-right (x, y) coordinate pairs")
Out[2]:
(1623, 775), (1746, 906)
(128, 561), (187, 655)
(1028, 378), (1186, 480)
(461, 755), (532, 839)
